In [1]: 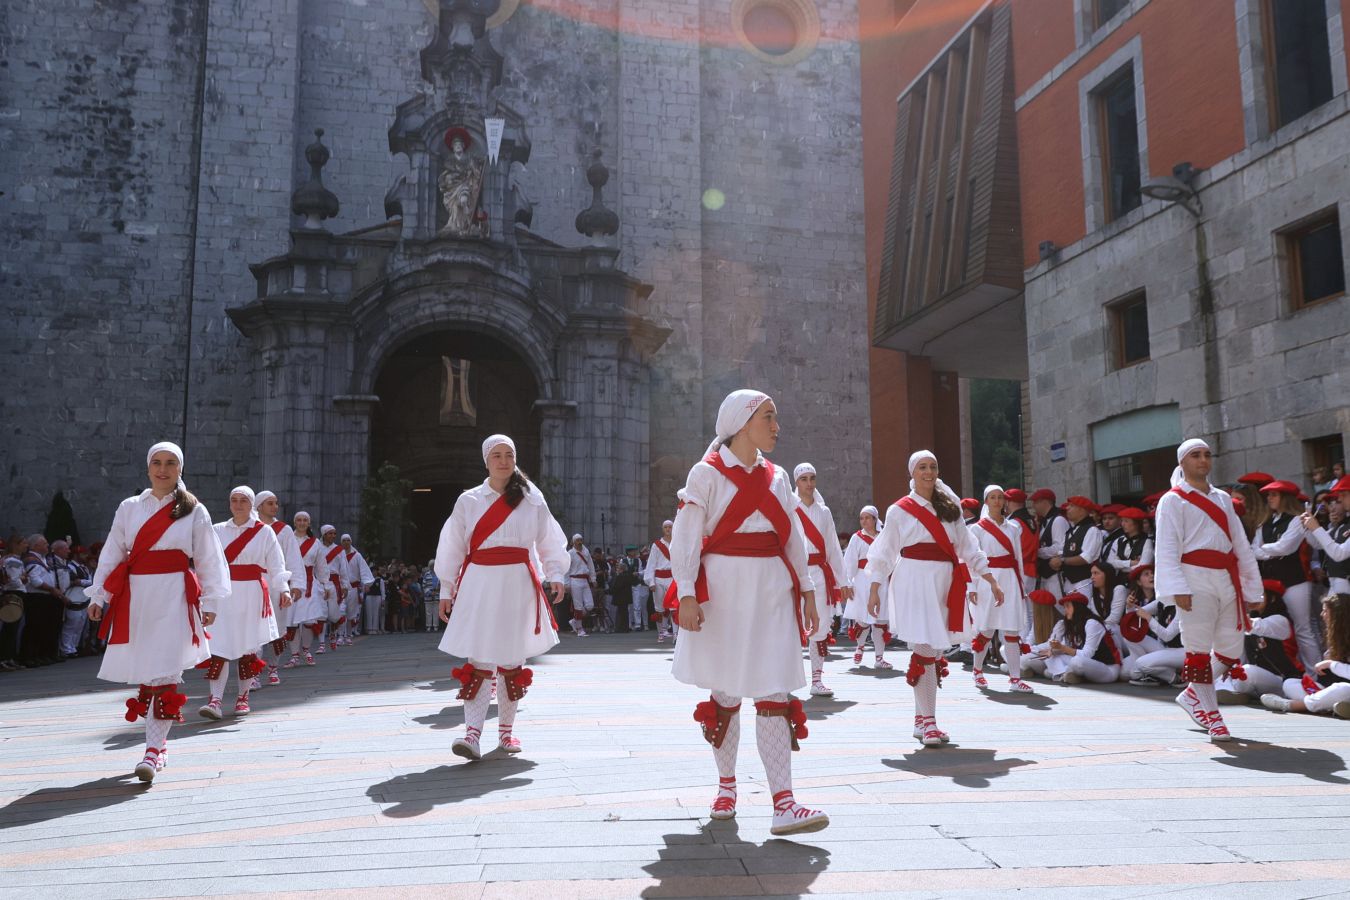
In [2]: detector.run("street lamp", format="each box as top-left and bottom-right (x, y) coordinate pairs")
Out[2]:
(1141, 161), (1202, 217)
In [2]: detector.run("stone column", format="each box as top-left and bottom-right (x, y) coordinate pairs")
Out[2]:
(330, 395), (379, 540)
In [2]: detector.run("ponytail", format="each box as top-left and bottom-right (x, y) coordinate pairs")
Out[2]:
(170, 482), (199, 520)
(504, 467), (533, 508)
(930, 489), (960, 523)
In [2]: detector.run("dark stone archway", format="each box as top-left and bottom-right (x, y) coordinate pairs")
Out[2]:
(370, 329), (540, 562)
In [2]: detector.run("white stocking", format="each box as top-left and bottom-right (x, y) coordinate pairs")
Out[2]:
(496, 667), (521, 740)
(710, 690), (742, 782)
(1003, 636), (1022, 680)
(144, 674), (178, 752)
(1191, 680), (1218, 711)
(754, 692), (793, 798)
(808, 641), (824, 684)
(235, 663), (251, 700)
(873, 624), (887, 661)
(973, 631), (993, 672)
(463, 659), (493, 742)
(208, 670), (229, 701)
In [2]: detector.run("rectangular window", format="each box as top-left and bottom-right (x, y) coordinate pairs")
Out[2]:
(1264, 0), (1334, 129)
(1282, 210), (1346, 310)
(1094, 0), (1130, 30)
(1109, 291), (1150, 368)
(1096, 68), (1141, 221)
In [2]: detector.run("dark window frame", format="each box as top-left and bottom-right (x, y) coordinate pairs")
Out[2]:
(1108, 290), (1150, 370)
(1261, 0), (1335, 131)
(1093, 0), (1130, 31)
(1095, 66), (1142, 224)
(1281, 208), (1346, 311)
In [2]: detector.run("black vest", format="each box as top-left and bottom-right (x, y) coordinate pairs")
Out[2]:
(1062, 520), (1095, 583)
(1258, 514), (1306, 586)
(1244, 619), (1302, 680)
(1113, 533), (1149, 566)
(1090, 589), (1113, 622)
(1098, 528), (1123, 565)
(1037, 508), (1064, 579)
(1010, 508), (1034, 528)
(1323, 520), (1350, 579)
(1154, 602), (1182, 648)
(1090, 625), (1118, 666)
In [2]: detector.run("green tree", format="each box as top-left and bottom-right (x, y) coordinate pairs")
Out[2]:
(970, 379), (1023, 489)
(360, 462), (412, 560)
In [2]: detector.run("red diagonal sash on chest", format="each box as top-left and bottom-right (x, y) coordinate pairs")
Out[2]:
(300, 537), (317, 595)
(652, 539), (673, 579)
(98, 502), (203, 646)
(669, 453), (804, 645)
(795, 506), (839, 604)
(978, 518), (1025, 597)
(897, 496), (970, 632)
(224, 520), (271, 618)
(325, 544), (344, 594)
(1169, 486), (1250, 629)
(455, 494), (556, 635)
(855, 531), (874, 569)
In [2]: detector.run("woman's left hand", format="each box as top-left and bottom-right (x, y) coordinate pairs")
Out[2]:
(549, 581), (565, 604)
(801, 591), (819, 635)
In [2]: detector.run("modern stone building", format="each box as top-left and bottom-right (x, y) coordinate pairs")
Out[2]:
(2, 0), (869, 557)
(864, 0), (1349, 504)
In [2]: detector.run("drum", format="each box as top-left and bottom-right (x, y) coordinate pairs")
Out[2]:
(66, 585), (90, 611)
(0, 592), (23, 624)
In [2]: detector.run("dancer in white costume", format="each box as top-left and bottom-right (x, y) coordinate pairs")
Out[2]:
(645, 520), (676, 642)
(318, 525), (345, 653)
(435, 435), (567, 760)
(198, 487), (288, 721)
(337, 534), (373, 642)
(794, 463), (847, 697)
(1155, 438), (1263, 743)
(87, 442), (230, 782)
(867, 451), (1001, 746)
(967, 485), (1033, 693)
(253, 490), (304, 686)
(286, 512), (328, 667)
(843, 505), (891, 668)
(565, 534), (597, 637)
(671, 389), (827, 836)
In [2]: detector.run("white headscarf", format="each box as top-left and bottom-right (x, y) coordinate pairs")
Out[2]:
(482, 434), (516, 463)
(793, 462), (816, 481)
(340, 533), (352, 543)
(706, 389), (771, 457)
(321, 524), (336, 536)
(253, 490), (277, 509)
(907, 450), (962, 507)
(979, 484), (1005, 521)
(1172, 438), (1211, 487)
(229, 485), (259, 520)
(860, 504), (879, 520)
(662, 519), (674, 529)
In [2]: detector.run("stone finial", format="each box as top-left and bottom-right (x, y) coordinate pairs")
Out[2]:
(291, 129), (341, 229)
(575, 152), (619, 241)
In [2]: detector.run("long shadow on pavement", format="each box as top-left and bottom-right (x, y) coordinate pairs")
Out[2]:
(639, 819), (831, 899)
(883, 748), (1037, 788)
(978, 689), (1058, 711)
(803, 698), (857, 721)
(102, 717), (241, 751)
(366, 756), (537, 818)
(0, 775), (150, 830)
(1210, 736), (1349, 784)
(412, 704), (466, 730)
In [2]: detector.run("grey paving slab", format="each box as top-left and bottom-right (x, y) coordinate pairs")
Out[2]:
(2, 632), (1349, 899)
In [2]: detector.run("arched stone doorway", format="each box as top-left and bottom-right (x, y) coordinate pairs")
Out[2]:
(370, 329), (541, 562)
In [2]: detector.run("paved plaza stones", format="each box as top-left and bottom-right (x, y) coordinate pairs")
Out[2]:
(2, 634), (1350, 899)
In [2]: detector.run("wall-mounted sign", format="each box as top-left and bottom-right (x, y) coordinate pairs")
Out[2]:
(1050, 441), (1066, 463)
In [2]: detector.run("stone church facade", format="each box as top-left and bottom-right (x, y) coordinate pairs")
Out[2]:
(2, 0), (869, 557)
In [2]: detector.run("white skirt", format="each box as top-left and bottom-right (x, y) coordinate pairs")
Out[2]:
(274, 591), (296, 630)
(438, 563), (559, 666)
(968, 567), (1027, 634)
(887, 557), (972, 650)
(672, 554), (806, 699)
(805, 563), (833, 641)
(96, 573), (211, 685)
(208, 581), (279, 660)
(843, 568), (882, 624)
(293, 587), (325, 624)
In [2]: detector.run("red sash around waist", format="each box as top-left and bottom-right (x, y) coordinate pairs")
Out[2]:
(1180, 549), (1250, 630)
(460, 545), (556, 635)
(229, 563), (272, 618)
(653, 568), (672, 579)
(100, 549), (202, 647)
(987, 555), (1017, 569)
(901, 542), (971, 632)
(670, 531), (804, 643)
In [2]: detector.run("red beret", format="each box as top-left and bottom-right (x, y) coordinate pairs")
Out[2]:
(1101, 504), (1126, 514)
(1329, 476), (1350, 494)
(1238, 471), (1275, 486)
(1062, 591), (1089, 604)
(1029, 489), (1056, 503)
(1262, 579), (1285, 596)
(1259, 480), (1299, 495)
(960, 498), (980, 511)
(1118, 507), (1147, 520)
(1004, 488), (1027, 502)
(1129, 563), (1154, 581)
(1028, 589), (1057, 606)
(1120, 611), (1149, 644)
(1142, 491), (1165, 506)
(1066, 495), (1097, 512)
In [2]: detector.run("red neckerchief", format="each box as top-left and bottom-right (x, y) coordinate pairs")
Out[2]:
(896, 496), (971, 631)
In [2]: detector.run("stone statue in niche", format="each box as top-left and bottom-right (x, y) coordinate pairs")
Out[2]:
(437, 127), (489, 238)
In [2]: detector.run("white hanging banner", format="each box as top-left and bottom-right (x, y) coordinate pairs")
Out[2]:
(485, 118), (505, 165)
